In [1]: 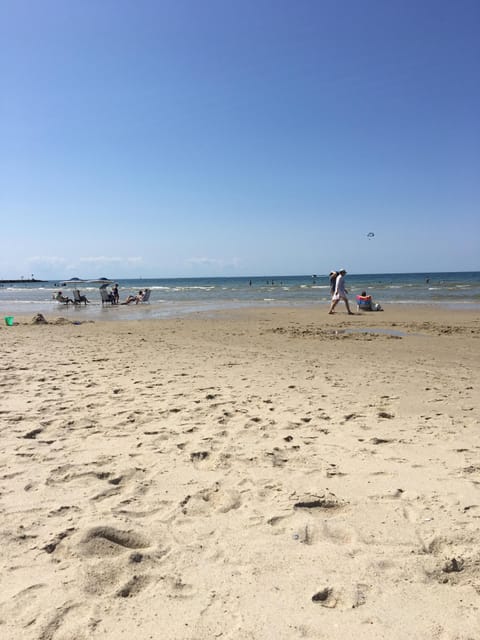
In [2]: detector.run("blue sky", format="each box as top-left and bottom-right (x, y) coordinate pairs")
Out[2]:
(1, 0), (479, 279)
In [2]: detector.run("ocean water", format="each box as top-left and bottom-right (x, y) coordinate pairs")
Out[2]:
(1, 272), (479, 321)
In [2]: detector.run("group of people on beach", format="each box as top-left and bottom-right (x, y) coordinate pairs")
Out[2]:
(328, 269), (382, 314)
(102, 284), (147, 305)
(55, 284), (148, 306)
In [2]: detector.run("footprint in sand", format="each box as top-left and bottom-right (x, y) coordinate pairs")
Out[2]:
(116, 574), (151, 598)
(1, 584), (49, 632)
(37, 602), (97, 640)
(82, 560), (126, 596)
(79, 525), (150, 557)
(77, 526), (155, 599)
(181, 485), (242, 516)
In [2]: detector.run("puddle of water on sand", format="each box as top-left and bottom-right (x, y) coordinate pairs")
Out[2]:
(332, 327), (422, 338)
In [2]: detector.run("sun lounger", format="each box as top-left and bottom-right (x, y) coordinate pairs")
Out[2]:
(54, 292), (73, 304)
(100, 286), (115, 304)
(73, 289), (89, 305)
(140, 288), (151, 303)
(356, 294), (382, 311)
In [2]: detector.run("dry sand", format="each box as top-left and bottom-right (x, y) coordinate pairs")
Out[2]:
(1, 306), (479, 639)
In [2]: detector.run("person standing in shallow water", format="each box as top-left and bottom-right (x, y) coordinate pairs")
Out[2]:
(329, 269), (354, 315)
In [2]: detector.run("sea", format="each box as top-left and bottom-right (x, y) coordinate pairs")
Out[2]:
(1, 272), (479, 321)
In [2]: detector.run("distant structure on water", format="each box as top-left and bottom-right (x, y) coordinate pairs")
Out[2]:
(0, 278), (46, 284)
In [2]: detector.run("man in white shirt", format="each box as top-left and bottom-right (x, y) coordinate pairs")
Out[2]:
(328, 269), (354, 315)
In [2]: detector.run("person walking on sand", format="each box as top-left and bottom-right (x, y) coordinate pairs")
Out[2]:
(329, 271), (338, 296)
(329, 269), (354, 315)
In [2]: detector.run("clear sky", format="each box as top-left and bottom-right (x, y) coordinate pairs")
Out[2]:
(1, 0), (479, 279)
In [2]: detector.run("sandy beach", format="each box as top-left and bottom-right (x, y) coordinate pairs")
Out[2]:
(1, 305), (479, 639)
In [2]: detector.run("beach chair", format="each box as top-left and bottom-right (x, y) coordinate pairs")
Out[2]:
(140, 288), (151, 303)
(73, 289), (89, 305)
(54, 292), (73, 304)
(356, 294), (373, 312)
(100, 286), (115, 304)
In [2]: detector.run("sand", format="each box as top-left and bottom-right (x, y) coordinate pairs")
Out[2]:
(1, 305), (479, 639)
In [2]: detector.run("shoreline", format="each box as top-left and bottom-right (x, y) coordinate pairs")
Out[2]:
(2, 272), (479, 318)
(3, 300), (480, 325)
